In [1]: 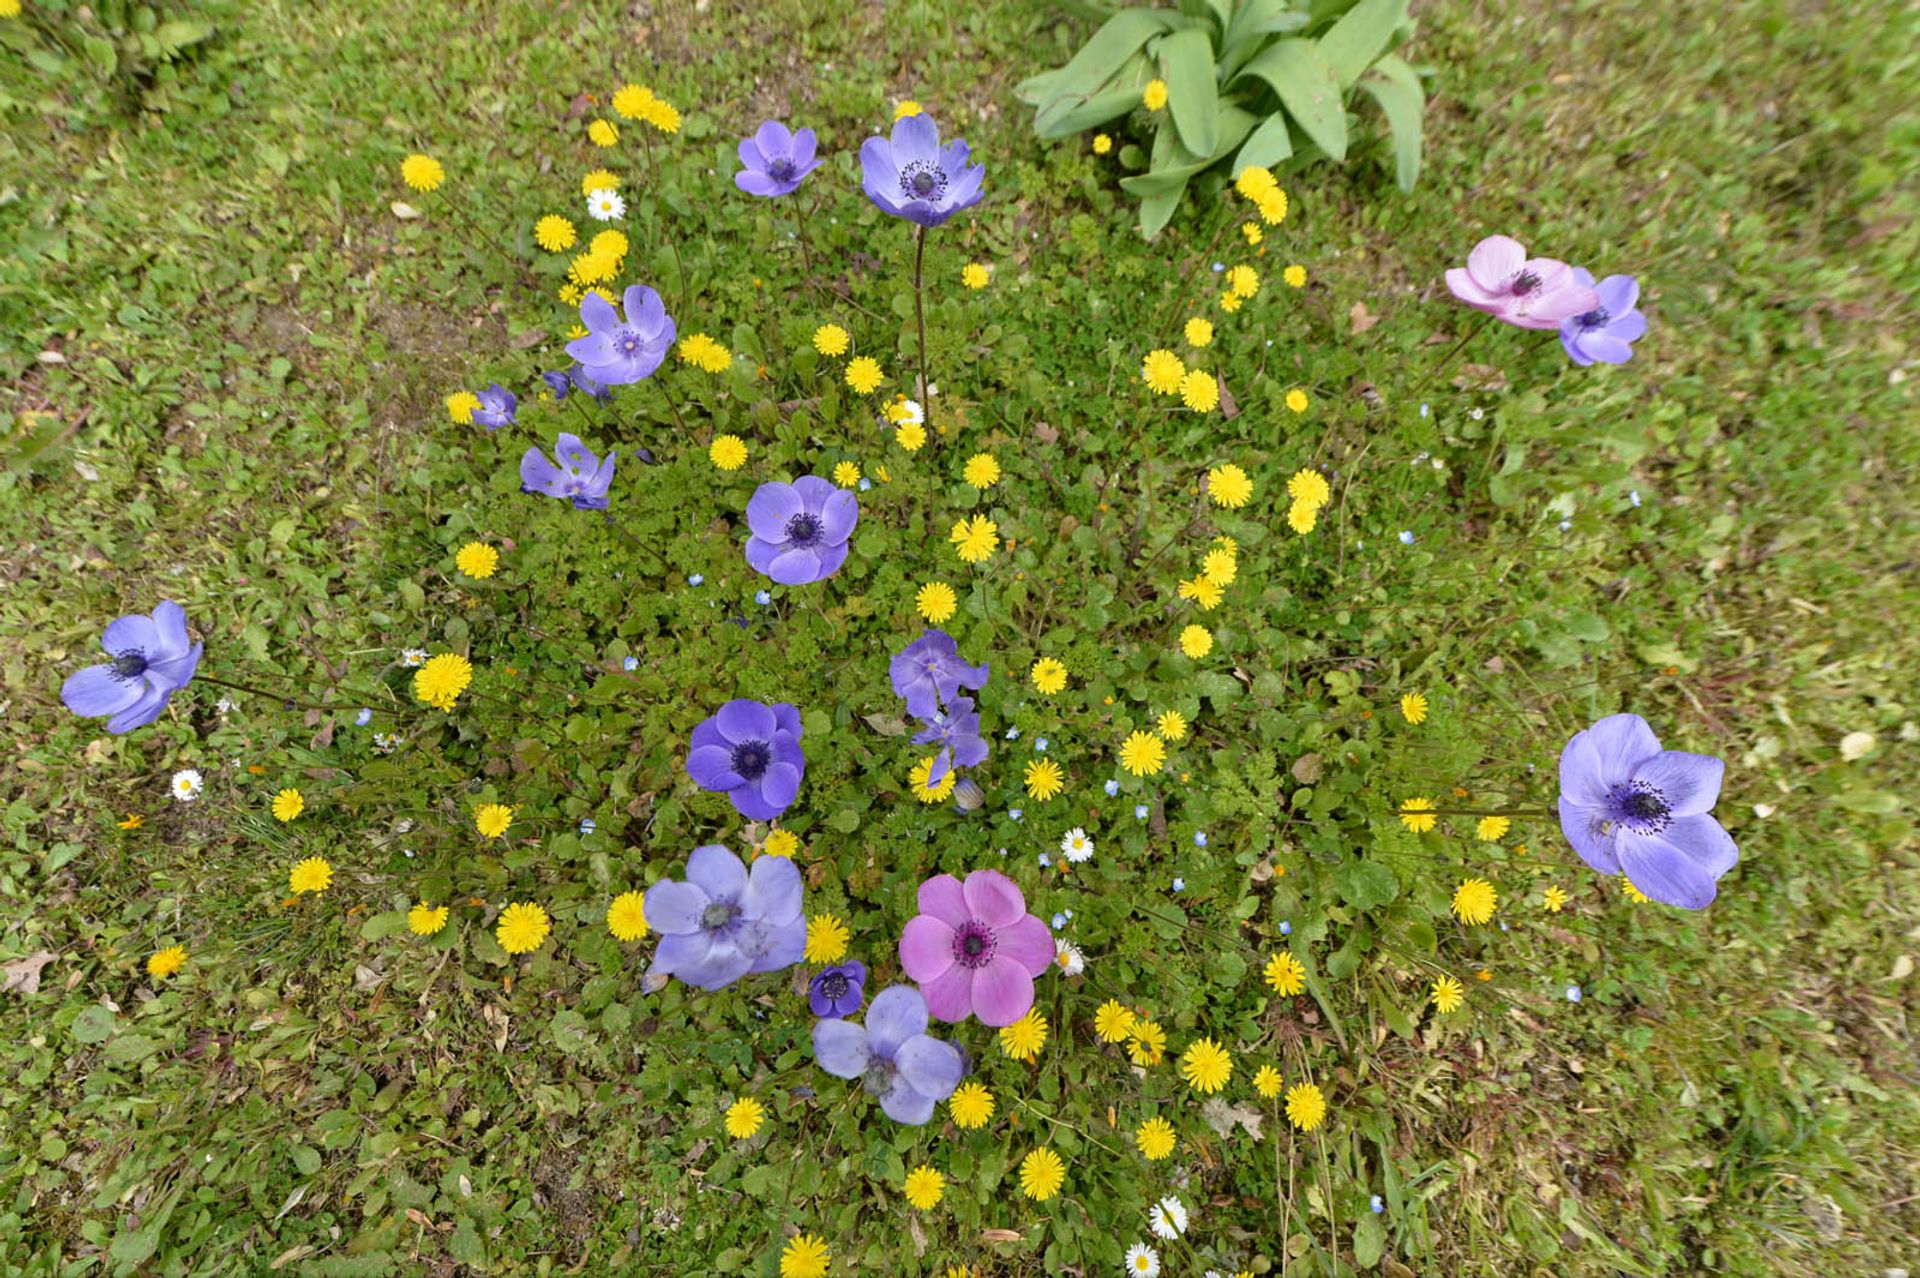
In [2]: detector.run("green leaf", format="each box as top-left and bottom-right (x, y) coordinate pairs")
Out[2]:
(72, 1004), (118, 1044)
(1318, 0), (1410, 89)
(1237, 39), (1349, 161)
(1035, 85), (1144, 139)
(1234, 112), (1295, 173)
(1023, 10), (1176, 106)
(1358, 55), (1425, 191)
(1333, 858), (1399, 910)
(105, 1033), (159, 1065)
(1122, 121), (1207, 198)
(1137, 182), (1189, 238)
(1354, 1212), (1387, 1266)
(549, 1009), (594, 1055)
(1159, 28), (1221, 158)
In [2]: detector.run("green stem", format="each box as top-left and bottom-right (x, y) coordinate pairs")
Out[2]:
(1408, 312), (1496, 398)
(912, 223), (931, 431)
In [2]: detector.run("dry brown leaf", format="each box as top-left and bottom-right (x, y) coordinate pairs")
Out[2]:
(2, 951), (56, 995)
(1350, 301), (1379, 334)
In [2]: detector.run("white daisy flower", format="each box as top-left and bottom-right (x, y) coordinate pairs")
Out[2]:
(1059, 827), (1094, 862)
(895, 398), (923, 425)
(1149, 1195), (1188, 1239)
(1053, 937), (1085, 976)
(586, 188), (626, 221)
(399, 648), (428, 668)
(170, 769), (203, 802)
(1123, 1243), (1160, 1277)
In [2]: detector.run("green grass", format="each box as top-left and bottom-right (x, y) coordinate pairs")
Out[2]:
(2, 1), (1917, 1275)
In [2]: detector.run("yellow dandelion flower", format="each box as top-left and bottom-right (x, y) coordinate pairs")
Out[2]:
(804, 914), (850, 964)
(1201, 547), (1237, 586)
(894, 99), (923, 119)
(1018, 1147), (1065, 1201)
(1398, 797), (1437, 833)
(916, 582), (957, 623)
(677, 333), (733, 373)
(1185, 316), (1214, 348)
(1431, 974), (1465, 1013)
(534, 215), (577, 252)
(1030, 658), (1068, 695)
(408, 902), (450, 936)
(147, 946), (187, 980)
(117, 812), (144, 830)
(1263, 951), (1305, 997)
(1155, 710), (1187, 741)
(1284, 264), (1307, 288)
(904, 1165), (945, 1210)
(1477, 815), (1511, 842)
(1285, 1081), (1327, 1130)
(1227, 264), (1260, 298)
(780, 1233), (829, 1278)
(1253, 1064), (1283, 1099)
(611, 82), (654, 120)
(1180, 1037), (1232, 1093)
(1142, 79), (1167, 111)
(641, 97), (681, 133)
(909, 756), (959, 804)
(832, 461), (861, 488)
(724, 1096), (765, 1139)
(445, 391), (480, 425)
(400, 154), (444, 192)
(1620, 875), (1651, 903)
(1179, 575), (1224, 610)
(587, 118), (619, 147)
(1178, 625), (1213, 659)
(1206, 463), (1253, 509)
(1119, 731), (1166, 777)
(1286, 387), (1310, 414)
(1286, 501), (1318, 535)
(1259, 188), (1289, 225)
(896, 420), (927, 450)
(455, 542), (499, 579)
(1179, 368), (1219, 413)
(949, 515), (998, 563)
(607, 891), (648, 941)
(288, 856), (331, 895)
(1093, 133), (1113, 154)
(1288, 468), (1331, 509)
(845, 356), (884, 393)
(961, 263), (991, 290)
(708, 434), (748, 471)
(1126, 1017), (1167, 1066)
(1400, 692), (1429, 725)
(1135, 1117), (1176, 1160)
(271, 788), (304, 823)
(1451, 878), (1498, 925)
(1000, 1008), (1048, 1061)
(1543, 885), (1569, 912)
(474, 804), (513, 840)
(948, 1081), (994, 1128)
(581, 168), (619, 196)
(495, 902), (550, 955)
(413, 653), (473, 711)
(1023, 758), (1065, 801)
(962, 452), (1001, 489)
(1094, 999), (1136, 1043)
(1220, 290), (1243, 313)
(1234, 165), (1277, 200)
(1141, 348), (1185, 395)
(813, 324), (849, 356)
(1243, 221), (1264, 246)
(762, 829), (800, 858)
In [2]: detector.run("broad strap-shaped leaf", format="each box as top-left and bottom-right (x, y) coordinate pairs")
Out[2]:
(1024, 9), (1179, 108)
(1137, 179), (1191, 239)
(1223, 0), (1293, 51)
(1035, 84), (1151, 139)
(1235, 38), (1348, 161)
(1358, 53), (1424, 191)
(1233, 111), (1294, 174)
(1318, 0), (1411, 89)
(1120, 120), (1210, 197)
(1158, 27), (1221, 158)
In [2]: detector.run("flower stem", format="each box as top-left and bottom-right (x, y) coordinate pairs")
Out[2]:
(1408, 312), (1496, 399)
(197, 673), (355, 714)
(1401, 806), (1554, 818)
(912, 223), (931, 431)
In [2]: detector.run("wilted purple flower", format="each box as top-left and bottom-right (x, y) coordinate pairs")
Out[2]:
(1445, 235), (1598, 330)
(61, 601), (203, 733)
(687, 698), (805, 821)
(735, 120), (820, 198)
(521, 433), (617, 510)
(644, 844), (805, 990)
(859, 114), (986, 228)
(470, 383), (517, 430)
(1559, 270), (1647, 366)
(743, 477), (858, 586)
(1557, 713), (1736, 909)
(889, 628), (988, 720)
(539, 364), (612, 401)
(809, 960), (866, 1018)
(811, 985), (964, 1125)
(540, 369), (573, 400)
(912, 694), (989, 785)
(566, 283), (676, 385)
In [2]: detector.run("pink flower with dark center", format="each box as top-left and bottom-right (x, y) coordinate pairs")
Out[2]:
(898, 869), (1053, 1026)
(1445, 235), (1599, 330)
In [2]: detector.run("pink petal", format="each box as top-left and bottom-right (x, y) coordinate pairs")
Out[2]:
(918, 963), (975, 1022)
(995, 914), (1056, 976)
(899, 915), (957, 982)
(916, 874), (970, 927)
(961, 869), (1025, 928)
(970, 958), (1036, 1028)
(1466, 235), (1525, 290)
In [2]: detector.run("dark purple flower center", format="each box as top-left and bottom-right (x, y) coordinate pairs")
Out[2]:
(952, 919), (997, 969)
(1510, 270), (1541, 297)
(768, 157), (796, 182)
(700, 901), (738, 930)
(861, 1058), (896, 1096)
(1606, 780), (1671, 834)
(818, 971), (850, 1002)
(1575, 307), (1611, 331)
(899, 161), (947, 202)
(784, 513), (823, 547)
(111, 650), (149, 679)
(614, 328), (645, 357)
(730, 740), (772, 780)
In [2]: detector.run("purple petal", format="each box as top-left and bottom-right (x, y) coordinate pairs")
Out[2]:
(1574, 332), (1636, 364)
(891, 112), (940, 165)
(148, 640), (201, 690)
(771, 703), (802, 738)
(583, 454), (617, 500)
(995, 914), (1056, 976)
(670, 937), (755, 990)
(1617, 815), (1737, 909)
(859, 137), (901, 197)
(737, 135), (766, 172)
(62, 665), (143, 718)
(554, 434), (595, 474)
(1634, 751), (1724, 817)
(740, 914), (806, 972)
(714, 699), (777, 745)
(752, 119), (793, 159)
(755, 760), (802, 814)
(579, 291), (618, 335)
(791, 128), (818, 169)
(745, 483), (803, 542)
(1557, 796), (1621, 875)
(1445, 267), (1506, 310)
(917, 874), (970, 927)
(685, 843), (748, 901)
(742, 853), (802, 926)
(1594, 274), (1639, 315)
(621, 285), (663, 336)
(1586, 715), (1663, 782)
(729, 784), (789, 822)
(521, 448), (568, 496)
(813, 1018), (871, 1078)
(643, 879), (711, 934)
(654, 928), (716, 973)
(687, 744), (745, 791)
(961, 869), (1025, 927)
(918, 964), (974, 1022)
(100, 614), (159, 656)
(766, 545), (824, 585)
(864, 985), (929, 1059)
(735, 170), (785, 197)
(1466, 236), (1526, 290)
(894, 1035), (963, 1100)
(877, 1075), (936, 1125)
(817, 489), (859, 543)
(106, 682), (173, 733)
(1610, 310), (1648, 342)
(970, 958), (1035, 1027)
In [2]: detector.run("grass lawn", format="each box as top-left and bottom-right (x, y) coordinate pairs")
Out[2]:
(1, 0), (1916, 1275)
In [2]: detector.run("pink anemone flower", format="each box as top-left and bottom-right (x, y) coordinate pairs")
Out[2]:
(899, 869), (1053, 1027)
(1445, 235), (1599, 330)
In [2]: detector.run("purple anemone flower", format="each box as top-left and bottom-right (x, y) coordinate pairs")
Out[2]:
(899, 869), (1053, 1027)
(912, 694), (989, 785)
(809, 960), (867, 1018)
(1445, 235), (1599, 330)
(735, 120), (821, 198)
(1557, 713), (1737, 909)
(743, 477), (858, 586)
(859, 114), (986, 228)
(644, 844), (805, 990)
(62, 601), (204, 733)
(687, 698), (806, 821)
(470, 383), (517, 430)
(566, 283), (676, 386)
(811, 985), (964, 1125)
(521, 433), (617, 510)
(889, 629), (989, 721)
(1559, 270), (1647, 366)
(540, 370), (573, 400)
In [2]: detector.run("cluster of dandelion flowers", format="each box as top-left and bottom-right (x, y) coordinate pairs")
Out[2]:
(496, 902), (550, 955)
(414, 653), (473, 711)
(779, 1234), (830, 1278)
(400, 153), (444, 193)
(1285, 1081), (1328, 1131)
(1018, 1147), (1066, 1201)
(678, 333), (733, 373)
